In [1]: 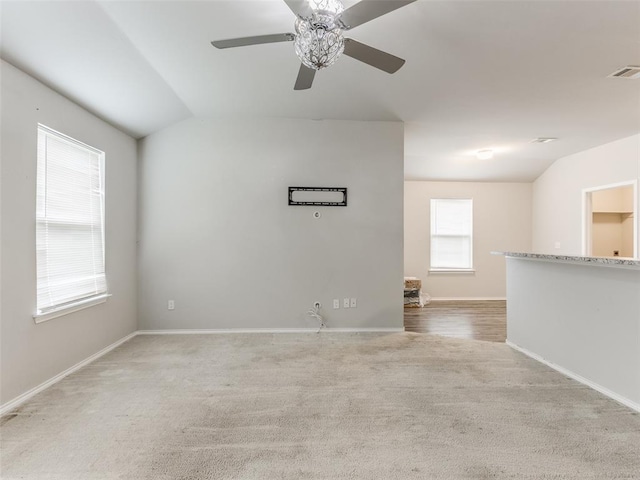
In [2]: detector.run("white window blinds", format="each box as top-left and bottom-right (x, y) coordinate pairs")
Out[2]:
(36, 125), (107, 315)
(430, 198), (473, 270)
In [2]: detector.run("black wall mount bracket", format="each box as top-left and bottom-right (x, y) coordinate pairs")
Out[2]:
(288, 187), (347, 207)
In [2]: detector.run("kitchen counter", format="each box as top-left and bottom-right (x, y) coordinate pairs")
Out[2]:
(493, 251), (640, 268)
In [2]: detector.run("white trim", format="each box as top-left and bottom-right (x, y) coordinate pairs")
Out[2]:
(137, 328), (405, 335)
(581, 186), (593, 256)
(37, 123), (104, 155)
(428, 269), (476, 274)
(33, 294), (111, 323)
(430, 197), (474, 271)
(583, 179), (639, 193)
(427, 297), (506, 301)
(326, 328), (404, 333)
(0, 331), (136, 417)
(506, 340), (640, 413)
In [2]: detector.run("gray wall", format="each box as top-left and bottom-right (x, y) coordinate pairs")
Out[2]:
(506, 257), (640, 409)
(0, 61), (138, 405)
(137, 118), (404, 330)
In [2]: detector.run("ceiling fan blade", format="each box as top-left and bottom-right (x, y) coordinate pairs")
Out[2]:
(338, 0), (417, 30)
(343, 38), (405, 73)
(282, 0), (314, 18)
(211, 33), (294, 49)
(294, 64), (316, 90)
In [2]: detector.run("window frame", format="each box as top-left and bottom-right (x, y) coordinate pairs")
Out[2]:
(33, 124), (110, 323)
(429, 198), (475, 273)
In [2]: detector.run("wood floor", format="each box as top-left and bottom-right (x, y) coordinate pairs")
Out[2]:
(404, 300), (506, 342)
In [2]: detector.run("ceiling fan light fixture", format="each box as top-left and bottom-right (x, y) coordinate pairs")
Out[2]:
(211, 0), (416, 89)
(294, 17), (345, 70)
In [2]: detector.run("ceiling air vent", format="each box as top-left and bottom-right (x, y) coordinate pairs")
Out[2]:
(608, 66), (640, 79)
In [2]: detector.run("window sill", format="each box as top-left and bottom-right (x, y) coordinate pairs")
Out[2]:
(428, 269), (476, 274)
(33, 294), (111, 324)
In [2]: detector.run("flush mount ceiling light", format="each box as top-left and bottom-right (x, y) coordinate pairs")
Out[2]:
(476, 149), (494, 160)
(211, 0), (417, 90)
(530, 138), (558, 144)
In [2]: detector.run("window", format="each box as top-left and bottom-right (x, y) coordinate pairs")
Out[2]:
(430, 198), (473, 271)
(35, 125), (107, 321)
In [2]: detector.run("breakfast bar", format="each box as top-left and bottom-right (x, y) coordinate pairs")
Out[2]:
(495, 252), (640, 411)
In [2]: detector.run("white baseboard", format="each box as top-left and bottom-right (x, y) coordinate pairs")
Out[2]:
(326, 328), (404, 333)
(137, 328), (404, 335)
(0, 331), (137, 417)
(506, 340), (640, 413)
(428, 297), (506, 301)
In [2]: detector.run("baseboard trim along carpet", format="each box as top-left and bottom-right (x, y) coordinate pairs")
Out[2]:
(0, 331), (138, 417)
(428, 297), (507, 301)
(137, 328), (405, 335)
(0, 328), (404, 416)
(506, 340), (640, 413)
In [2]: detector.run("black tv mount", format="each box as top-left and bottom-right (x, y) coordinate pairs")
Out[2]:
(288, 187), (347, 207)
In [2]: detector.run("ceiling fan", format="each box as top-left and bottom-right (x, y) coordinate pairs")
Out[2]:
(211, 0), (417, 90)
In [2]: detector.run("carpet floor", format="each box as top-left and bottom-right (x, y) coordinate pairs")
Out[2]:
(1, 333), (639, 479)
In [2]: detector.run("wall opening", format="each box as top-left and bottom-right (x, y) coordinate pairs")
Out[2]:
(583, 181), (637, 258)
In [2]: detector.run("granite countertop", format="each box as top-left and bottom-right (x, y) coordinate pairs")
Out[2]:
(491, 251), (640, 268)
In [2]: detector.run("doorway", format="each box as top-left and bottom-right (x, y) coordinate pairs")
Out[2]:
(583, 181), (637, 258)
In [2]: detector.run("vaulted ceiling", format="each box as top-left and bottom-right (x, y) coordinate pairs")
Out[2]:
(2, 0), (639, 181)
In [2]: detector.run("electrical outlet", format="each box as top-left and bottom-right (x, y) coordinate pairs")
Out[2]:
(168, 300), (175, 310)
(333, 299), (340, 309)
(554, 241), (561, 249)
(343, 298), (350, 309)
(350, 298), (357, 308)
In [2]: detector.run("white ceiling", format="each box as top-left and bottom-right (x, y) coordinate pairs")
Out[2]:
(1, 0), (639, 181)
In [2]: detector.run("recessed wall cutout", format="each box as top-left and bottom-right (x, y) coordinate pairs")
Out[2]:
(288, 187), (347, 206)
(582, 181), (637, 258)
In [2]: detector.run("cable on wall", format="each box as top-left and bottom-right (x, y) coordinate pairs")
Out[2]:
(307, 304), (326, 333)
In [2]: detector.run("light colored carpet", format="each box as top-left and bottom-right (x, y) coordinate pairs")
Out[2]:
(1, 333), (639, 479)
